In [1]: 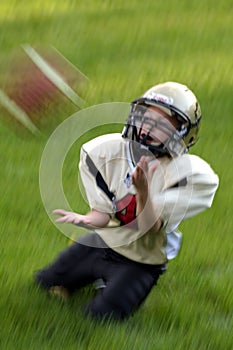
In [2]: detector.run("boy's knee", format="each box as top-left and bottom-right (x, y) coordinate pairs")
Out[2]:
(84, 296), (131, 320)
(34, 268), (55, 289)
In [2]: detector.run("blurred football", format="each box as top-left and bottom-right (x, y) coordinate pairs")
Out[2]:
(0, 44), (89, 134)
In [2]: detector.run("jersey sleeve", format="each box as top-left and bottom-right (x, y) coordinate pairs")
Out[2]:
(153, 155), (219, 227)
(160, 173), (218, 226)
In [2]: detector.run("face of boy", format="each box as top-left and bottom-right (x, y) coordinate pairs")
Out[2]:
(138, 106), (179, 145)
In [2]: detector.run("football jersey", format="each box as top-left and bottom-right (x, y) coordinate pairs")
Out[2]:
(79, 133), (219, 264)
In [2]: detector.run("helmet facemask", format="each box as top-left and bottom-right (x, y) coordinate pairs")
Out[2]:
(122, 103), (188, 158)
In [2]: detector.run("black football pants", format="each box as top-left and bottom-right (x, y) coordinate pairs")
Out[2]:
(35, 242), (166, 320)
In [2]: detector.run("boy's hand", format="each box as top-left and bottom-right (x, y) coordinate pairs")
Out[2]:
(132, 156), (162, 232)
(53, 209), (92, 226)
(53, 208), (110, 228)
(132, 156), (160, 193)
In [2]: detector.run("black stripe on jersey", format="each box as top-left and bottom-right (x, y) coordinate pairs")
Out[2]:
(171, 178), (187, 188)
(86, 154), (115, 202)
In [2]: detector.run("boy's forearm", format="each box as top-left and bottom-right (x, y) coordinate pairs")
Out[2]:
(136, 191), (162, 233)
(86, 210), (110, 227)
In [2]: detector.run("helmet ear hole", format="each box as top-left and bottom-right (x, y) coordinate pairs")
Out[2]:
(188, 136), (196, 147)
(189, 137), (194, 143)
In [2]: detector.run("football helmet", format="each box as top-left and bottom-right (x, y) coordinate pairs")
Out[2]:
(122, 82), (202, 157)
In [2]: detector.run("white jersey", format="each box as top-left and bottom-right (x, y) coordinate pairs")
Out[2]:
(79, 133), (219, 264)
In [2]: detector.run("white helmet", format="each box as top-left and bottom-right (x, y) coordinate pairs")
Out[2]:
(122, 82), (202, 157)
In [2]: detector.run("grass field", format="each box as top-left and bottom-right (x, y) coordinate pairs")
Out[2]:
(0, 1), (232, 349)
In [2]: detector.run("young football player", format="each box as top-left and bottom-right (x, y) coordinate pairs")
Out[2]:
(35, 82), (219, 320)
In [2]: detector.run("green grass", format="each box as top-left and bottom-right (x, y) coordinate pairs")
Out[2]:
(0, 0), (232, 349)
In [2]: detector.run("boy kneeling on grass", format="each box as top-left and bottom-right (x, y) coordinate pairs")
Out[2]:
(35, 82), (218, 320)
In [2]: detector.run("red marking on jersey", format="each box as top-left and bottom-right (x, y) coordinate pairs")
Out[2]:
(115, 194), (137, 229)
